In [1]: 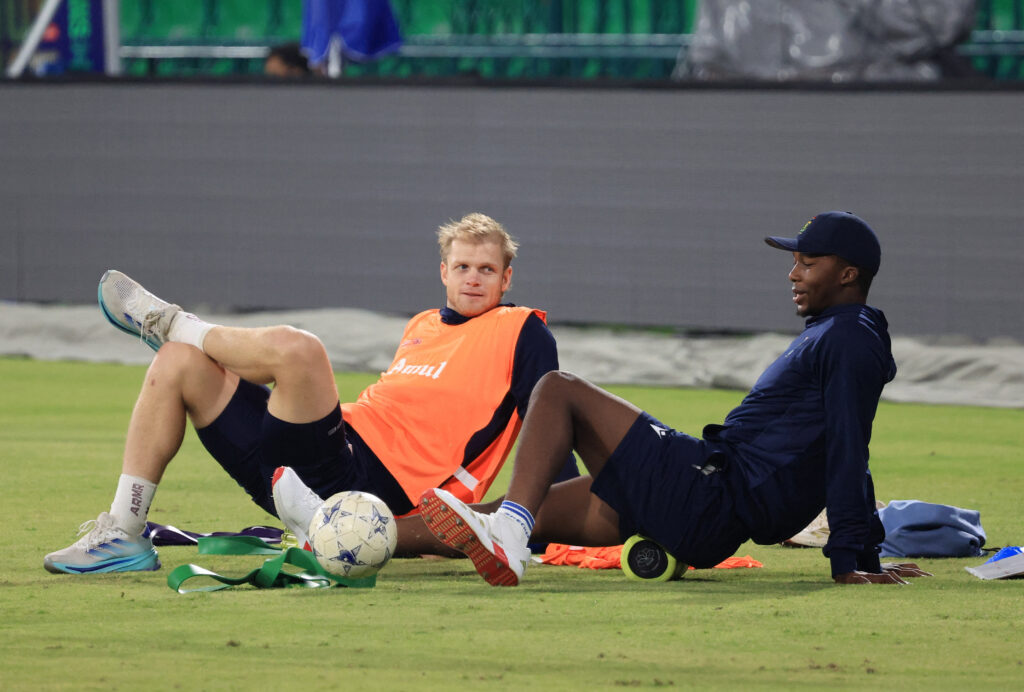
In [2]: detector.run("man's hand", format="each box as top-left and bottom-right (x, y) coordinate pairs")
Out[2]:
(834, 570), (908, 585)
(881, 562), (933, 578)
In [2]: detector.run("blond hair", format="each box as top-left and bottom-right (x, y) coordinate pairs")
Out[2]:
(437, 213), (519, 269)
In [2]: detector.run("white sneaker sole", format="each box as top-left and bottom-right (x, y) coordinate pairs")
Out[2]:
(44, 548), (160, 574)
(419, 489), (519, 586)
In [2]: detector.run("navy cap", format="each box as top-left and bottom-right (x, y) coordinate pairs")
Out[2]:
(765, 211), (881, 275)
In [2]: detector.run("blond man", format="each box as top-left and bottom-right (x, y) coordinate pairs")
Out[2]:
(45, 213), (575, 574)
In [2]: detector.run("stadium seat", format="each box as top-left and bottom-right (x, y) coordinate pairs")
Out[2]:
(213, 0), (271, 41)
(120, 0), (207, 42)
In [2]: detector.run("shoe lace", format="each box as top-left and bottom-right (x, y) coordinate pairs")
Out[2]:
(140, 309), (166, 343)
(76, 518), (99, 538)
(122, 286), (169, 345)
(74, 513), (119, 548)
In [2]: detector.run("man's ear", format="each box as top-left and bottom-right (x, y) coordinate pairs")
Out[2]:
(840, 264), (859, 288)
(440, 261), (449, 286)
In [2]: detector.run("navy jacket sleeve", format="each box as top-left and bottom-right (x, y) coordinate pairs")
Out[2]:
(510, 313), (558, 418)
(817, 327), (889, 577)
(511, 314), (579, 481)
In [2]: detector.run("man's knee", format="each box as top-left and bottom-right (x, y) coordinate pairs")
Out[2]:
(264, 326), (328, 368)
(150, 341), (207, 379)
(151, 342), (234, 412)
(532, 370), (585, 405)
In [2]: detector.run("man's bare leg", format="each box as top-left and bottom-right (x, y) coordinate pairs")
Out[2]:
(201, 325), (339, 423)
(418, 371), (644, 583)
(502, 371), (642, 522)
(59, 326), (338, 538)
(44, 343), (238, 573)
(122, 342), (239, 484)
(529, 476), (621, 547)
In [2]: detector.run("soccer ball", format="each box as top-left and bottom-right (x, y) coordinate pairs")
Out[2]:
(307, 491), (397, 579)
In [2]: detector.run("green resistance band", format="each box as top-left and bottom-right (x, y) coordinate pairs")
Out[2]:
(167, 536), (376, 593)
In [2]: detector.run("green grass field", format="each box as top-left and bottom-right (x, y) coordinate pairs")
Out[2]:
(1, 357), (1022, 690)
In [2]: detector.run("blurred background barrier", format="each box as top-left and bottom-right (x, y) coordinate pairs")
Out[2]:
(1, 0), (1023, 80)
(1, 83), (1022, 340)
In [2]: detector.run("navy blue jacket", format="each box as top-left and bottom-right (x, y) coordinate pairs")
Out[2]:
(704, 303), (896, 577)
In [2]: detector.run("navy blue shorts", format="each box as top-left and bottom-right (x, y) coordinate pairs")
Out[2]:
(195, 380), (413, 517)
(589, 411), (749, 568)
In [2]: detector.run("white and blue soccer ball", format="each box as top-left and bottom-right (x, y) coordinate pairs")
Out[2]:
(307, 491), (397, 579)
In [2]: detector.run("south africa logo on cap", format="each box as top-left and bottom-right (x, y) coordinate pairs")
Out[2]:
(799, 216), (816, 235)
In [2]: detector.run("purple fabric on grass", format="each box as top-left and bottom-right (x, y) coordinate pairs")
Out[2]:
(147, 522), (283, 547)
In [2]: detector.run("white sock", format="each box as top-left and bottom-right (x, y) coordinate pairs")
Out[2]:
(167, 312), (215, 352)
(496, 500), (535, 546)
(110, 474), (158, 535)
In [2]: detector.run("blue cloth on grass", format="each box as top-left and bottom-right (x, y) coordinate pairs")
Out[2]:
(878, 500), (985, 558)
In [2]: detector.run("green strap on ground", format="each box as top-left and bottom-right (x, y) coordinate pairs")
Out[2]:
(167, 537), (376, 593)
(197, 535), (285, 556)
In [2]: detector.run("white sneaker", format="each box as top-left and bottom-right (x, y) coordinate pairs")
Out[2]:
(44, 512), (160, 574)
(418, 488), (530, 586)
(783, 508), (830, 548)
(271, 466), (322, 551)
(98, 269), (181, 351)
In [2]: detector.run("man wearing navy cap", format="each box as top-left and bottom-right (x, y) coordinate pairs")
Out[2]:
(765, 211), (881, 318)
(417, 211), (934, 587)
